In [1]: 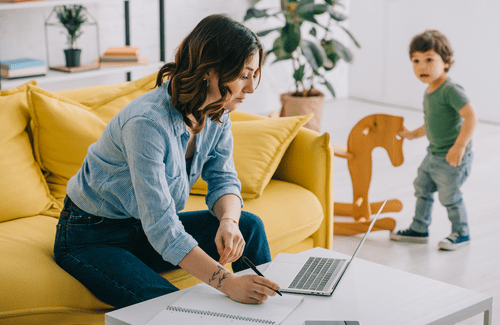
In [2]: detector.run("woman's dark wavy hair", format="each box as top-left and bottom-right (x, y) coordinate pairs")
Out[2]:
(409, 30), (454, 72)
(155, 14), (263, 134)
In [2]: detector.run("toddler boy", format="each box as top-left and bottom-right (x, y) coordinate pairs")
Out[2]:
(390, 30), (478, 251)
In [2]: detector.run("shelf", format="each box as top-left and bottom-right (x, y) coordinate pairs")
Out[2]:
(0, 0), (124, 11)
(1, 61), (164, 89)
(0, 0), (165, 90)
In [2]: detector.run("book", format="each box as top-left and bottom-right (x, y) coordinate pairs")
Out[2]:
(0, 65), (46, 79)
(0, 58), (45, 70)
(103, 46), (140, 56)
(146, 283), (304, 325)
(0, 58), (46, 79)
(99, 56), (148, 67)
(0, 0), (42, 3)
(99, 55), (139, 62)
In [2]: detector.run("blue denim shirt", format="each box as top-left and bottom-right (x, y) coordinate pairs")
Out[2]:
(66, 81), (242, 265)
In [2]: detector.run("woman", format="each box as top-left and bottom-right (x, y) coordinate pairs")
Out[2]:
(53, 14), (279, 308)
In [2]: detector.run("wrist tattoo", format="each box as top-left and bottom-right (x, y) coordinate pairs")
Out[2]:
(217, 272), (229, 289)
(209, 265), (224, 283)
(209, 265), (230, 289)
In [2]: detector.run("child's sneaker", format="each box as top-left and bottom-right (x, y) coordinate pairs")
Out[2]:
(438, 233), (470, 251)
(390, 228), (429, 243)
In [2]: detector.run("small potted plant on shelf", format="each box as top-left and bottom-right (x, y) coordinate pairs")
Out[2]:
(55, 5), (87, 68)
(244, 0), (360, 131)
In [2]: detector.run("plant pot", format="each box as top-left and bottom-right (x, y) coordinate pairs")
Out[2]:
(64, 48), (82, 68)
(280, 91), (324, 132)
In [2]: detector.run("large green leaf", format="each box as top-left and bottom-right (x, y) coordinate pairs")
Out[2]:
(298, 3), (328, 15)
(298, 0), (315, 5)
(323, 79), (336, 98)
(301, 40), (326, 70)
(331, 39), (353, 62)
(281, 23), (301, 54)
(269, 38), (292, 63)
(293, 65), (305, 83)
(244, 7), (270, 21)
(321, 40), (339, 70)
(328, 8), (347, 21)
(257, 27), (281, 37)
(341, 26), (361, 48)
(325, 52), (339, 70)
(297, 3), (328, 25)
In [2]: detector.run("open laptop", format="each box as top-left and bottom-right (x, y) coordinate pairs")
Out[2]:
(264, 200), (387, 296)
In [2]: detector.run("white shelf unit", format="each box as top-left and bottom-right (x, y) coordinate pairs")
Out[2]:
(0, 0), (122, 10)
(1, 63), (165, 89)
(0, 0), (165, 90)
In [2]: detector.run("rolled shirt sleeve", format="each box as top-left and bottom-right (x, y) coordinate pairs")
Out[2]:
(200, 114), (243, 213)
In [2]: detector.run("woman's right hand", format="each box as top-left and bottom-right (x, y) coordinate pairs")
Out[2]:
(221, 273), (280, 304)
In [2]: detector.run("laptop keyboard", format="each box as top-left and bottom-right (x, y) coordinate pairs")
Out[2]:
(289, 257), (345, 291)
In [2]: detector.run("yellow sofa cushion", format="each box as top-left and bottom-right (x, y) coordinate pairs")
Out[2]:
(27, 86), (107, 204)
(0, 215), (206, 324)
(26, 73), (158, 205)
(186, 179), (323, 257)
(0, 215), (111, 324)
(190, 114), (312, 199)
(77, 72), (157, 123)
(0, 81), (57, 222)
(54, 82), (128, 102)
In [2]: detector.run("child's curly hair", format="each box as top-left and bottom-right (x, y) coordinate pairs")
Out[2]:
(409, 30), (454, 72)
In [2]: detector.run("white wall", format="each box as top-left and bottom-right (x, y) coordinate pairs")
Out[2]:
(349, 0), (500, 123)
(0, 0), (352, 116)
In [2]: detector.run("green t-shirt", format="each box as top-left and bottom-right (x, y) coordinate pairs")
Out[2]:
(423, 78), (470, 156)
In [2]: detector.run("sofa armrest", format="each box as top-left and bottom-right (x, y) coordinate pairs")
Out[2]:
(230, 110), (333, 250)
(273, 128), (333, 250)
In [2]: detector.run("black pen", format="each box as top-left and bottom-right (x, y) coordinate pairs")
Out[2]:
(242, 256), (282, 296)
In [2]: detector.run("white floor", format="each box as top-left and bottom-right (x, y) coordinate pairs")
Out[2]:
(320, 98), (500, 325)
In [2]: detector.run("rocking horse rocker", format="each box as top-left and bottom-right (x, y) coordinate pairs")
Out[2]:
(333, 114), (405, 235)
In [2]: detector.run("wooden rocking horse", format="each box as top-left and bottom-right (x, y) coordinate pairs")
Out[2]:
(332, 114), (405, 235)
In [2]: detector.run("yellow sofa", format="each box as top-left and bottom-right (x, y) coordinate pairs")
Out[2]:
(0, 74), (333, 325)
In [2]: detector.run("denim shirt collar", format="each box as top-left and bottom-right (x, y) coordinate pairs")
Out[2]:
(162, 81), (189, 139)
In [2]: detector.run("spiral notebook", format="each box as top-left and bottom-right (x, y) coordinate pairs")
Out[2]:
(146, 283), (304, 325)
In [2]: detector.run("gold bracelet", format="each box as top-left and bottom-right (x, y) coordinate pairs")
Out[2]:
(220, 217), (238, 224)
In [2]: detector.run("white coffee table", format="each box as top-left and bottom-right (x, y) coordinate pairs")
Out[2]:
(105, 247), (492, 325)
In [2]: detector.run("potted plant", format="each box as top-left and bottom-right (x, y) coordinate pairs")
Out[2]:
(55, 5), (87, 68)
(244, 0), (360, 131)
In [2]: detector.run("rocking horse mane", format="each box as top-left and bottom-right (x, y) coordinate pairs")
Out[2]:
(347, 114), (404, 167)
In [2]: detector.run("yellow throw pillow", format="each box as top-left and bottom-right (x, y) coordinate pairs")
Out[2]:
(78, 72), (157, 123)
(54, 82), (128, 102)
(27, 74), (158, 204)
(27, 86), (107, 203)
(0, 81), (58, 222)
(190, 114), (312, 199)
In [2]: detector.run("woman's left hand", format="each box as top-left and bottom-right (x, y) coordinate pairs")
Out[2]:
(215, 219), (245, 265)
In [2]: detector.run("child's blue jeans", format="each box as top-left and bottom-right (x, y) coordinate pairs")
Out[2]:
(410, 148), (473, 236)
(53, 196), (271, 309)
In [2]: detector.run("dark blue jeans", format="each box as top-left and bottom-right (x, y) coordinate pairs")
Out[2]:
(53, 196), (271, 308)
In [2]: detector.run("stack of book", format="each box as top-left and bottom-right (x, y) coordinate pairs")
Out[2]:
(99, 46), (148, 67)
(0, 58), (46, 79)
(0, 0), (42, 3)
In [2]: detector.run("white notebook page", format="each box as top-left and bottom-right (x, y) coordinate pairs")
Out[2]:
(146, 283), (304, 325)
